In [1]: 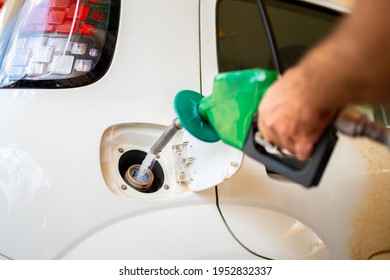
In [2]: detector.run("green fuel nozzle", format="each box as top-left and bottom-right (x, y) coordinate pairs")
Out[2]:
(174, 67), (390, 187)
(174, 68), (338, 187)
(174, 68), (278, 150)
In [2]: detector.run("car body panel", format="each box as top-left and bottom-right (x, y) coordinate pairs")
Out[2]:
(0, 0), (234, 259)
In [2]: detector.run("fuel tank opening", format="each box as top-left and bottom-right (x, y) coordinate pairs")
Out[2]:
(118, 150), (164, 193)
(125, 164), (154, 192)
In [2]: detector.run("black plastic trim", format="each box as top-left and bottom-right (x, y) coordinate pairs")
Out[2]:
(243, 120), (338, 187)
(256, 0), (283, 74)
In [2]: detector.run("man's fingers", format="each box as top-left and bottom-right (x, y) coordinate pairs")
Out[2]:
(259, 117), (297, 155)
(295, 141), (313, 161)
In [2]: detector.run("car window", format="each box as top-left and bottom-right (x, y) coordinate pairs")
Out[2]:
(266, 0), (339, 70)
(217, 0), (274, 72)
(217, 0), (340, 72)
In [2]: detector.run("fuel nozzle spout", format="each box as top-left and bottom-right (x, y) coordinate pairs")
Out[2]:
(336, 107), (390, 148)
(150, 118), (183, 155)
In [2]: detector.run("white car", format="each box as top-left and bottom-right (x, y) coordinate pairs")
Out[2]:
(0, 0), (389, 260)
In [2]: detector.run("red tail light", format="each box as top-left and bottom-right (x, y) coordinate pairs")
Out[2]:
(0, 0), (120, 88)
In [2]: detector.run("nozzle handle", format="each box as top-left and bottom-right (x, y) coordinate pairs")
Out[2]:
(243, 119), (338, 187)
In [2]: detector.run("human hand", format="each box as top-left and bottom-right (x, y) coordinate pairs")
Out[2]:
(257, 67), (336, 160)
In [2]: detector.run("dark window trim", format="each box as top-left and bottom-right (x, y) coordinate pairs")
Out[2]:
(255, 0), (283, 74)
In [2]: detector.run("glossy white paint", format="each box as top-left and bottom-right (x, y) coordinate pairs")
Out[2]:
(61, 204), (257, 259)
(1, 0), (389, 260)
(0, 0), (218, 259)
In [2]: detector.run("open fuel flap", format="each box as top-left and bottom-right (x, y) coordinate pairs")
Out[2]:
(100, 123), (243, 199)
(176, 131), (243, 192)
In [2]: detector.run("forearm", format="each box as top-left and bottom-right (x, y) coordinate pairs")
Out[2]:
(295, 0), (390, 109)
